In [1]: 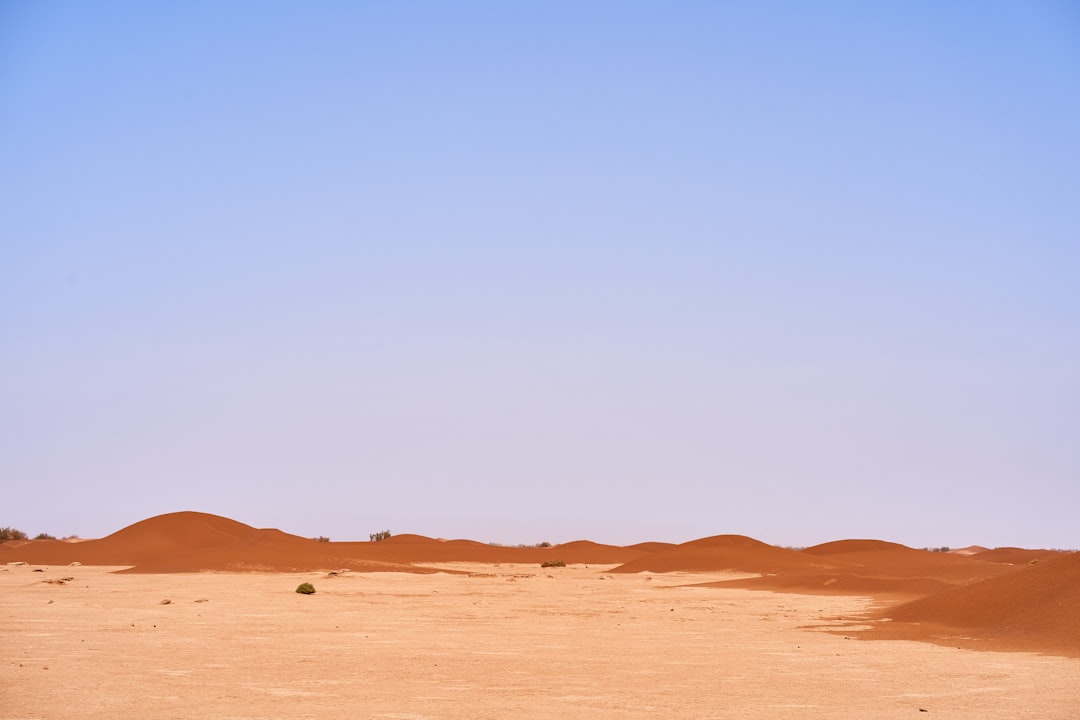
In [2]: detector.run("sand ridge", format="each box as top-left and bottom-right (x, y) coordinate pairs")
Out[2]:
(2, 511), (1076, 658)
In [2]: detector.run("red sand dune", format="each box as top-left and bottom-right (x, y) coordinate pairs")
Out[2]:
(803, 539), (912, 555)
(876, 551), (1080, 656)
(0, 512), (649, 572)
(4, 512), (1073, 657)
(969, 547), (1065, 565)
(625, 541), (677, 553)
(0, 512), (432, 574)
(609, 534), (845, 575)
(800, 538), (1009, 584)
(685, 538), (1011, 597)
(332, 535), (647, 566)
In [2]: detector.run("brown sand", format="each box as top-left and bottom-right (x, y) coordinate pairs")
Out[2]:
(872, 551), (1080, 657)
(0, 513), (645, 572)
(608, 534), (846, 575)
(969, 547), (1066, 565)
(2, 509), (1080, 716)
(2, 563), (1079, 719)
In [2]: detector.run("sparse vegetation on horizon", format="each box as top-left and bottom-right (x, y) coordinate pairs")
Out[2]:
(33, 532), (56, 540)
(0, 528), (28, 543)
(370, 530), (391, 542)
(313, 536), (330, 543)
(489, 541), (554, 548)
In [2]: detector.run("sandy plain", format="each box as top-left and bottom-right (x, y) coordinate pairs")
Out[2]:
(2, 562), (1078, 720)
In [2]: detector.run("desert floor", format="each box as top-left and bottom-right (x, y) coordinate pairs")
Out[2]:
(2, 563), (1078, 720)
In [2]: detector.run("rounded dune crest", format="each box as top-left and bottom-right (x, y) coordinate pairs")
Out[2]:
(680, 534), (775, 549)
(803, 539), (913, 555)
(609, 534), (839, 575)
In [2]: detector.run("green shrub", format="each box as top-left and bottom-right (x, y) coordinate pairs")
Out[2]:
(295, 582), (316, 595)
(370, 530), (391, 542)
(541, 560), (566, 568)
(34, 533), (56, 541)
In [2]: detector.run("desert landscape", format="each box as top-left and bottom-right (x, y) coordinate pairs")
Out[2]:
(2, 512), (1078, 719)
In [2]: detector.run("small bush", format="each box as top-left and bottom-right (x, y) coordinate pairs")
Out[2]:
(370, 530), (391, 542)
(313, 536), (330, 543)
(536, 541), (552, 548)
(34, 533), (57, 541)
(295, 582), (316, 595)
(0, 527), (28, 543)
(541, 560), (566, 568)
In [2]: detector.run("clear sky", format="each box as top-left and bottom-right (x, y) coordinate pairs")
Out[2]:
(3, 2), (1078, 549)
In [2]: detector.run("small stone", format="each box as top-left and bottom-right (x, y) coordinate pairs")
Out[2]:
(159, 599), (172, 605)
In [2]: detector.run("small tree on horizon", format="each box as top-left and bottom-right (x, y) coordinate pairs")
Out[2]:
(0, 527), (28, 543)
(370, 530), (392, 542)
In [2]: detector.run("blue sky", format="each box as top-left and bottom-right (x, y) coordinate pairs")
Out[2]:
(3, 2), (1078, 548)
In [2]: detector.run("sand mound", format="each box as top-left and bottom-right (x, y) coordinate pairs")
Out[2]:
(359, 537), (649, 565)
(625, 541), (677, 553)
(609, 535), (843, 575)
(0, 512), (655, 572)
(803, 539), (913, 555)
(795, 539), (1009, 585)
(0, 512), (263, 567)
(876, 551), (1080, 656)
(969, 547), (1064, 565)
(546, 540), (650, 564)
(697, 573), (956, 598)
(685, 541), (1013, 599)
(0, 512), (429, 573)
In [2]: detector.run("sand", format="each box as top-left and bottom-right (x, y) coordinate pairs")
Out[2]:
(1, 563), (1078, 720)
(2, 512), (1078, 718)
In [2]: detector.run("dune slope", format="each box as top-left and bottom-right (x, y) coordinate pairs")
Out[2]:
(875, 551), (1080, 656)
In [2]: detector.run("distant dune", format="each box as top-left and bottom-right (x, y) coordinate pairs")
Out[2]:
(969, 546), (1063, 565)
(0, 511), (645, 572)
(2, 511), (1075, 656)
(694, 540), (1017, 598)
(608, 534), (845, 575)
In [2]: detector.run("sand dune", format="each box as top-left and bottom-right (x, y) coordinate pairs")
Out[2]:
(875, 551), (1080, 656)
(608, 534), (844, 575)
(684, 538), (1014, 599)
(3, 511), (1075, 657)
(803, 538), (912, 554)
(0, 512), (646, 572)
(801, 538), (1012, 584)
(970, 546), (1065, 565)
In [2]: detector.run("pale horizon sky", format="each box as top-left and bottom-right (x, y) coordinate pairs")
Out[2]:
(3, 2), (1079, 550)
